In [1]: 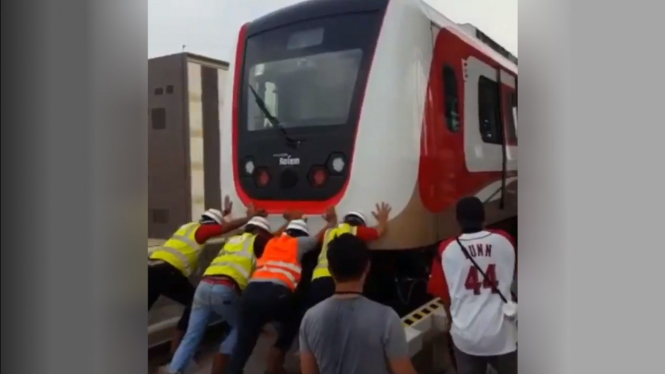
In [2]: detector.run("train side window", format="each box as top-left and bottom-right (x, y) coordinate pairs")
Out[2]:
(513, 92), (518, 131)
(443, 65), (461, 133)
(504, 91), (518, 143)
(478, 76), (503, 144)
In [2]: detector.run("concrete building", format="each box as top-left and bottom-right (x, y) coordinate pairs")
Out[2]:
(148, 53), (230, 347)
(148, 52), (230, 239)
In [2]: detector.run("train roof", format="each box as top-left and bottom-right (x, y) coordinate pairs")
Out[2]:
(415, 0), (518, 74)
(245, 0), (516, 74)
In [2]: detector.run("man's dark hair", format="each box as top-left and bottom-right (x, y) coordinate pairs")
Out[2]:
(456, 196), (486, 230)
(327, 233), (370, 282)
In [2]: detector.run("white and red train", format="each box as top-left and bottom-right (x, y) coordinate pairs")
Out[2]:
(219, 0), (517, 310)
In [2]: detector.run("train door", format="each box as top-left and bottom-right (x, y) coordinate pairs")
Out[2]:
(419, 27), (518, 217)
(463, 56), (517, 173)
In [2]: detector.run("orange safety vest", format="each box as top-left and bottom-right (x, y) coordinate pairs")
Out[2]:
(251, 235), (302, 291)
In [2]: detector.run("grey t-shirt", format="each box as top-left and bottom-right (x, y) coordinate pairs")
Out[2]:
(299, 296), (409, 374)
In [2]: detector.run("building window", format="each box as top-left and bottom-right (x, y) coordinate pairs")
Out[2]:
(166, 85), (174, 94)
(443, 65), (461, 133)
(151, 108), (166, 130)
(154, 87), (163, 95)
(478, 76), (503, 144)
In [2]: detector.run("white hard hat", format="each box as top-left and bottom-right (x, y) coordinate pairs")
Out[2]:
(344, 211), (367, 225)
(247, 216), (271, 232)
(286, 219), (309, 236)
(201, 209), (224, 224)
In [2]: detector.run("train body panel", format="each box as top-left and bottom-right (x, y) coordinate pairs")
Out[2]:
(220, 0), (518, 250)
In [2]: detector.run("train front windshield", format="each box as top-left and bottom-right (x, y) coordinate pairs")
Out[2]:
(241, 12), (380, 133)
(246, 48), (362, 132)
(236, 11), (383, 202)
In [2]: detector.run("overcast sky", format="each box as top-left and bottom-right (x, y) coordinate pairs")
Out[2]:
(148, 0), (517, 61)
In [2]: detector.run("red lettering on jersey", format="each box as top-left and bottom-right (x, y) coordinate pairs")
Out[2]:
(476, 244), (484, 256)
(467, 244), (493, 257)
(483, 264), (499, 291)
(469, 245), (477, 257)
(464, 267), (482, 294)
(464, 264), (499, 295)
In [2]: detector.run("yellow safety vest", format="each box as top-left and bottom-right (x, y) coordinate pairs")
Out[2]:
(150, 222), (203, 278)
(203, 232), (258, 290)
(312, 223), (358, 281)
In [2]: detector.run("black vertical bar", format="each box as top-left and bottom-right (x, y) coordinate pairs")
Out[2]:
(497, 68), (507, 210)
(201, 65), (221, 211)
(182, 54), (192, 221)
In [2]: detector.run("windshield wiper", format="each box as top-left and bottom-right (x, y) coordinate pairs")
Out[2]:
(248, 84), (300, 148)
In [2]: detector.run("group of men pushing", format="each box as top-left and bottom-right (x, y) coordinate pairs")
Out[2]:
(148, 196), (392, 374)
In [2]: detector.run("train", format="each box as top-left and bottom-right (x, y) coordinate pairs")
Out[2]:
(219, 0), (518, 314)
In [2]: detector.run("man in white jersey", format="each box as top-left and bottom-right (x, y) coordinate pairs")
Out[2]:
(437, 197), (517, 374)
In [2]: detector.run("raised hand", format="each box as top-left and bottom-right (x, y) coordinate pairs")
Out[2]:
(222, 195), (233, 216)
(283, 211), (304, 221)
(371, 202), (392, 224)
(246, 202), (257, 217)
(322, 206), (337, 223)
(255, 208), (268, 217)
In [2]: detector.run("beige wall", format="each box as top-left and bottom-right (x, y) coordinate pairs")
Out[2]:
(187, 62), (206, 220)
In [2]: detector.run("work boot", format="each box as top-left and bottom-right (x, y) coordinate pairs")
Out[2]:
(210, 353), (229, 374)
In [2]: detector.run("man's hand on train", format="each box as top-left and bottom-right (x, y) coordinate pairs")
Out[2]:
(373, 202), (392, 224)
(222, 195), (233, 216)
(246, 203), (267, 218)
(283, 210), (304, 221)
(323, 206), (337, 224)
(255, 209), (268, 217)
(372, 202), (392, 237)
(246, 202), (256, 217)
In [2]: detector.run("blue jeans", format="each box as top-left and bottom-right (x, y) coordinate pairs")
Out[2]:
(168, 281), (240, 373)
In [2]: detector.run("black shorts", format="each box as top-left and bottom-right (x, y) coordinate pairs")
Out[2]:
(148, 261), (195, 331)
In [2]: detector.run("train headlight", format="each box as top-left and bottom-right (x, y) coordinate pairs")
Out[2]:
(326, 153), (347, 175)
(331, 157), (345, 173)
(244, 160), (255, 175)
